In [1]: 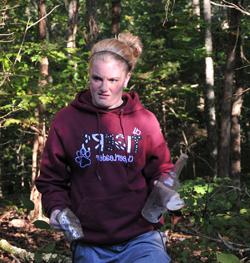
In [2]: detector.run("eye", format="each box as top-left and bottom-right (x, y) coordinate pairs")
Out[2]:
(109, 78), (118, 83)
(92, 75), (102, 82)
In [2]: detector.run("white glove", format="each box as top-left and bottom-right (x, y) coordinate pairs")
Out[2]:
(166, 193), (185, 211)
(49, 209), (62, 230)
(56, 208), (84, 243)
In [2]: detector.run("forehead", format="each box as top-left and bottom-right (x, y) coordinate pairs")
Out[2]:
(90, 56), (128, 76)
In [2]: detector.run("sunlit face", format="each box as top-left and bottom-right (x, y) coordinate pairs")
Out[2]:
(89, 57), (131, 109)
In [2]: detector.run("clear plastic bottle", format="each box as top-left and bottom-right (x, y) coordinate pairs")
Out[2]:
(56, 208), (84, 243)
(141, 153), (188, 223)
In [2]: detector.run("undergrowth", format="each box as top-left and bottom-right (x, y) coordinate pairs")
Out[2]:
(164, 176), (250, 263)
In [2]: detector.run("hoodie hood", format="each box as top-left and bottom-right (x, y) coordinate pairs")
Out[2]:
(71, 89), (144, 114)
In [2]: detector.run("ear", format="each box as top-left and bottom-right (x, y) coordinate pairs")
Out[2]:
(124, 72), (132, 88)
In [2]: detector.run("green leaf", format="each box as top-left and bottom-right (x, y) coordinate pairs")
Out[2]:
(240, 208), (248, 215)
(3, 118), (21, 127)
(20, 196), (34, 211)
(34, 252), (43, 263)
(194, 185), (207, 195)
(40, 242), (56, 253)
(33, 220), (51, 230)
(34, 242), (56, 262)
(216, 252), (240, 263)
(30, 54), (41, 62)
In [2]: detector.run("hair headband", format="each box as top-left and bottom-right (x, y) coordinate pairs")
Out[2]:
(90, 50), (132, 71)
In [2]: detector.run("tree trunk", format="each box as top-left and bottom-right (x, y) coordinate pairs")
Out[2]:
(85, 0), (99, 49)
(66, 0), (79, 81)
(192, 0), (200, 17)
(203, 0), (217, 176)
(111, 0), (121, 35)
(30, 0), (48, 220)
(230, 4), (242, 184)
(38, 0), (47, 40)
(218, 0), (241, 178)
(0, 129), (2, 198)
(231, 88), (243, 179)
(67, 0), (79, 49)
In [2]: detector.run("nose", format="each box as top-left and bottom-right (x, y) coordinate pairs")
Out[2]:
(100, 80), (109, 92)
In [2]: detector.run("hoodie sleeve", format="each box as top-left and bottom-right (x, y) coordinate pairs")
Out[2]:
(142, 113), (174, 189)
(35, 120), (71, 217)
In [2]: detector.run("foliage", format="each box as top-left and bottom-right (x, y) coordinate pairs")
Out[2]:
(162, 177), (250, 262)
(1, 0), (250, 193)
(216, 252), (241, 263)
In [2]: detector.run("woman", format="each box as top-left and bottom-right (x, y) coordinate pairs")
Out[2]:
(36, 32), (173, 262)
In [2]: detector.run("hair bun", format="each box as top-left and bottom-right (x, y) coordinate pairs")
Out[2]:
(117, 32), (143, 59)
(90, 32), (143, 71)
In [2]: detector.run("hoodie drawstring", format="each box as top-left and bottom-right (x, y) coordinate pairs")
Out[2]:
(95, 109), (130, 181)
(95, 112), (102, 181)
(119, 109), (130, 174)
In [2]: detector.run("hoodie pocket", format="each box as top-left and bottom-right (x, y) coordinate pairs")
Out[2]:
(76, 189), (147, 232)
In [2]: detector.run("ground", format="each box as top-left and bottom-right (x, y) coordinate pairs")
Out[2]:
(0, 203), (71, 262)
(0, 201), (249, 263)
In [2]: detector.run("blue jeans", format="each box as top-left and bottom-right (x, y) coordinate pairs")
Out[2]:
(73, 230), (171, 263)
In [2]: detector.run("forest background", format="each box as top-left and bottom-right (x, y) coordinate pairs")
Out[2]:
(0, 0), (250, 262)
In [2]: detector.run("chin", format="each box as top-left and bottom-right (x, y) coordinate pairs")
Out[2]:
(95, 101), (111, 109)
(93, 98), (118, 109)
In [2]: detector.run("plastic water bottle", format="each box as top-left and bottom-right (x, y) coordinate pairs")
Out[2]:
(141, 153), (188, 223)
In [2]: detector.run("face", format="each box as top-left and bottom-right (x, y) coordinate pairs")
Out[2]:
(89, 57), (131, 109)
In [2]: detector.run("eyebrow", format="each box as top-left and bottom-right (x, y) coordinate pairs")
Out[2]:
(91, 74), (102, 79)
(91, 73), (120, 80)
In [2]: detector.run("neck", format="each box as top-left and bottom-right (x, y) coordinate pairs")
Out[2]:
(108, 99), (124, 109)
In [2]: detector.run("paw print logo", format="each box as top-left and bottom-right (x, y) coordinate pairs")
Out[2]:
(75, 144), (91, 168)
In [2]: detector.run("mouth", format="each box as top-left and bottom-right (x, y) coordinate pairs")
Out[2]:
(98, 93), (109, 99)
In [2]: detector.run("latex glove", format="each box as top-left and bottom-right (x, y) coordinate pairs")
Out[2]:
(56, 208), (84, 243)
(142, 181), (183, 223)
(49, 209), (62, 230)
(166, 193), (185, 211)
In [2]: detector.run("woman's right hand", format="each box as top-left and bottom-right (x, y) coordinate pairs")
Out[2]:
(49, 209), (62, 230)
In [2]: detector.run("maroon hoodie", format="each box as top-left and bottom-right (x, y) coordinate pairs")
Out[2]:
(35, 90), (174, 245)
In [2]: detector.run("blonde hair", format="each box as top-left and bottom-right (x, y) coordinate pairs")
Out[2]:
(90, 32), (143, 71)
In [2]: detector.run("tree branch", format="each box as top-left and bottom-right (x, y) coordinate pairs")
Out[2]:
(218, 233), (250, 252)
(0, 32), (14, 36)
(14, 4), (61, 65)
(172, 228), (250, 253)
(26, 4), (61, 30)
(0, 107), (22, 120)
(0, 239), (71, 263)
(233, 87), (250, 97)
(211, 1), (250, 16)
